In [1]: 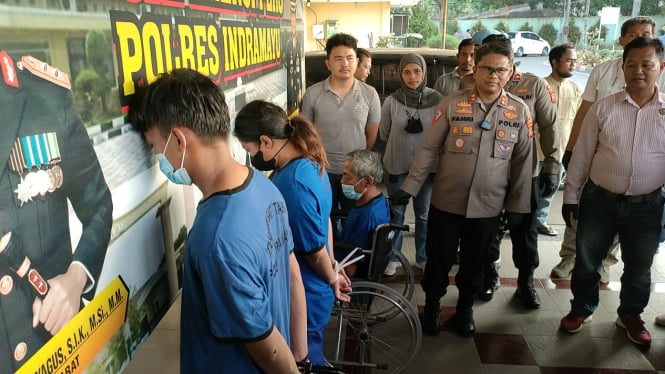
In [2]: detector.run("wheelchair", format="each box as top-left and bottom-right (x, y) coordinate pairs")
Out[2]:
(324, 222), (422, 374)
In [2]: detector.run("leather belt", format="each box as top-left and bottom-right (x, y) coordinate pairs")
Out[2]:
(589, 180), (662, 204)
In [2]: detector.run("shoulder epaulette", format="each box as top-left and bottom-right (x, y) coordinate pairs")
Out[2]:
(17, 55), (71, 90)
(0, 51), (19, 89)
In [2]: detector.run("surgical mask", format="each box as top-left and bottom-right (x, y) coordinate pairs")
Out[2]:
(157, 133), (192, 185)
(251, 139), (289, 171)
(341, 178), (366, 200)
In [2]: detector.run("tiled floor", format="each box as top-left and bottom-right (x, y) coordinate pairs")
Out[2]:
(124, 190), (665, 373)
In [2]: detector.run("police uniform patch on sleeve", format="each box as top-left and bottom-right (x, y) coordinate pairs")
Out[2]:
(17, 56), (71, 90)
(0, 51), (19, 88)
(433, 107), (444, 123)
(546, 84), (557, 104)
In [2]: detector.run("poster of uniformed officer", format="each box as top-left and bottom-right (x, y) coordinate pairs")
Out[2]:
(0, 51), (113, 372)
(285, 0), (304, 115)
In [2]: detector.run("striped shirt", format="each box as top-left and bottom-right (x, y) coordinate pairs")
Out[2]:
(564, 88), (665, 204)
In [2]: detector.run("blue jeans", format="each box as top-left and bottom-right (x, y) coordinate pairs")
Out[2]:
(571, 180), (664, 315)
(535, 161), (564, 226)
(386, 173), (433, 263)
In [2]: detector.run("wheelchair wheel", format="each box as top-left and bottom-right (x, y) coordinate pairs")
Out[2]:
(382, 250), (415, 302)
(324, 281), (421, 374)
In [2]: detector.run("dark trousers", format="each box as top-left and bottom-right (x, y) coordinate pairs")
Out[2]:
(571, 180), (663, 315)
(328, 172), (355, 239)
(485, 177), (539, 282)
(421, 206), (500, 308)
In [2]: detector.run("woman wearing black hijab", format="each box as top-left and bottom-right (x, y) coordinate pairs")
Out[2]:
(379, 53), (443, 276)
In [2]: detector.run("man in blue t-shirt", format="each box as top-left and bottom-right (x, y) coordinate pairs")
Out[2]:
(129, 69), (302, 374)
(336, 150), (391, 278)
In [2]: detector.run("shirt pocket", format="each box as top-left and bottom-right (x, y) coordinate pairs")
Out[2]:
(446, 125), (474, 154)
(493, 127), (518, 159)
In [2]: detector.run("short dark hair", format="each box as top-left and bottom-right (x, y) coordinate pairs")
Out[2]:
(549, 44), (575, 67)
(622, 36), (665, 63)
(128, 69), (230, 143)
(475, 42), (514, 65)
(326, 33), (358, 58)
(357, 48), (371, 62)
(621, 16), (655, 37)
(458, 38), (474, 53)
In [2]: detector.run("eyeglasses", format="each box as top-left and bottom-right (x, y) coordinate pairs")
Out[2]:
(477, 66), (511, 76)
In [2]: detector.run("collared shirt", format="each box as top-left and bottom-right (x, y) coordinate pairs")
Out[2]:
(401, 88), (533, 218)
(505, 69), (560, 175)
(564, 89), (665, 204)
(582, 58), (625, 102)
(583, 58), (665, 102)
(379, 94), (443, 175)
(540, 75), (582, 161)
(433, 68), (464, 97)
(301, 77), (381, 174)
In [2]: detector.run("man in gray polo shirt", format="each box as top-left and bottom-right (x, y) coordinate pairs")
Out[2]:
(301, 33), (381, 233)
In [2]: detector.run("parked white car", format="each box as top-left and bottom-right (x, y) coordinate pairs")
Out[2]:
(507, 31), (551, 57)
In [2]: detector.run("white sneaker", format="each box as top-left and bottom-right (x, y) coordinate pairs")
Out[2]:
(415, 261), (426, 271)
(656, 314), (665, 327)
(383, 261), (402, 276)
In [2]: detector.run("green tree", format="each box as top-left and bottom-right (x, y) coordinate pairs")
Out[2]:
(409, 4), (438, 41)
(495, 21), (509, 33)
(567, 23), (581, 46)
(518, 21), (533, 32)
(471, 20), (485, 34)
(539, 23), (557, 46)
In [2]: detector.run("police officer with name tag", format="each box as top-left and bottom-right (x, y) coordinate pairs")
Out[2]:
(391, 42), (533, 337)
(478, 34), (561, 308)
(0, 51), (113, 371)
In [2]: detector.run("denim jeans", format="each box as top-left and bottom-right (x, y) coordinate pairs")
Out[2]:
(535, 161), (564, 226)
(386, 173), (433, 263)
(571, 180), (664, 315)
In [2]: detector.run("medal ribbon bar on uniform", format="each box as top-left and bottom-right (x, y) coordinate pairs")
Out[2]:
(19, 132), (60, 169)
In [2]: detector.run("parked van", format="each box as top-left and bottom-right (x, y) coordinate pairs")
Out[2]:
(305, 48), (458, 102)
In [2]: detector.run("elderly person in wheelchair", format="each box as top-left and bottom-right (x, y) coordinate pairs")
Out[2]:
(334, 149), (391, 279)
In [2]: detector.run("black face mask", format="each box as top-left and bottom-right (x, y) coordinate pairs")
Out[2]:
(404, 117), (423, 134)
(250, 139), (289, 171)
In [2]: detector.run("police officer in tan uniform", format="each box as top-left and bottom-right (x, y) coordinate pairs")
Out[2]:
(392, 42), (533, 337)
(478, 34), (561, 308)
(0, 51), (113, 372)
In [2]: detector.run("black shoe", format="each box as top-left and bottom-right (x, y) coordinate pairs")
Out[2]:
(515, 283), (541, 309)
(478, 280), (499, 301)
(478, 275), (499, 301)
(452, 309), (475, 337)
(421, 306), (441, 336)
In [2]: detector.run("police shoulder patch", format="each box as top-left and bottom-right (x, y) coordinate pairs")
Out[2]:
(433, 107), (444, 123)
(18, 55), (71, 90)
(0, 51), (19, 89)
